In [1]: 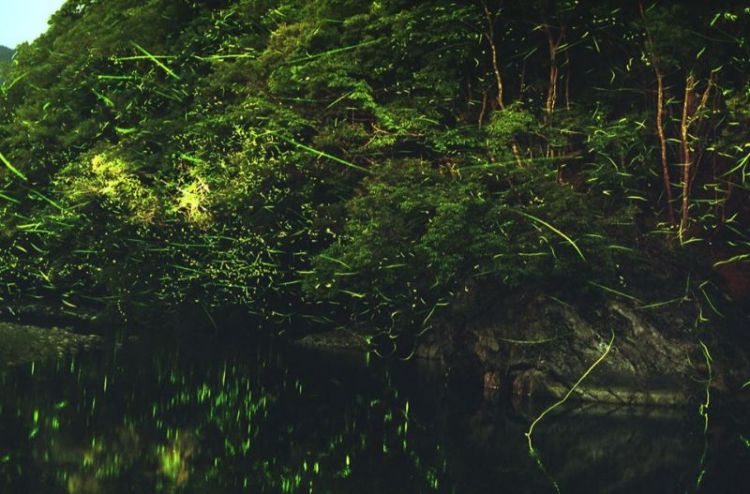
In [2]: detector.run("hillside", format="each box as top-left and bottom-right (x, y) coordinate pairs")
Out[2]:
(0, 46), (13, 62)
(0, 0), (747, 343)
(0, 46), (12, 81)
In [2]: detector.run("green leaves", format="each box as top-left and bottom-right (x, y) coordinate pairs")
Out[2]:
(130, 42), (181, 80)
(0, 0), (747, 333)
(515, 211), (586, 261)
(0, 152), (27, 181)
(274, 134), (371, 174)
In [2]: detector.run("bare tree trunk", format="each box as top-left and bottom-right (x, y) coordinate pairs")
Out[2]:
(564, 50), (571, 111)
(544, 25), (564, 120)
(655, 71), (675, 224)
(481, 1), (505, 110)
(641, 1), (676, 225)
(478, 89), (489, 129)
(480, 1), (523, 166)
(679, 74), (695, 240)
(679, 73), (715, 240)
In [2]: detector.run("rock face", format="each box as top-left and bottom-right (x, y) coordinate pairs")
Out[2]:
(294, 329), (368, 352)
(0, 322), (101, 366)
(419, 293), (750, 405)
(288, 292), (750, 405)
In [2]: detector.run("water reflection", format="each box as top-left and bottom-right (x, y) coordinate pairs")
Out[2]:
(0, 338), (747, 493)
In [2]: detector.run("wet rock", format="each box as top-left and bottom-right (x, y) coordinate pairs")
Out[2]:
(0, 322), (102, 366)
(422, 293), (750, 405)
(483, 370), (502, 400)
(294, 330), (368, 351)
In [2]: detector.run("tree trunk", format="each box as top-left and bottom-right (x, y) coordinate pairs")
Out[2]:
(641, 1), (676, 225)
(679, 74), (695, 240)
(480, 1), (523, 166)
(481, 1), (505, 110)
(655, 71), (675, 225)
(679, 72), (715, 240)
(564, 50), (571, 111)
(544, 24), (564, 121)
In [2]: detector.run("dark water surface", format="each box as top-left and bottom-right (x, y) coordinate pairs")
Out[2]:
(0, 335), (748, 493)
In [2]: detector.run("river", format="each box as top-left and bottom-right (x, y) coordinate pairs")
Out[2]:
(0, 333), (747, 493)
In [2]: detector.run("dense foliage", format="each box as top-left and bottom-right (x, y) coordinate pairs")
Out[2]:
(0, 1), (748, 341)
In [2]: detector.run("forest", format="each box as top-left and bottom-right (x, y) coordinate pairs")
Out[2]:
(0, 1), (749, 492)
(1, 0), (749, 338)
